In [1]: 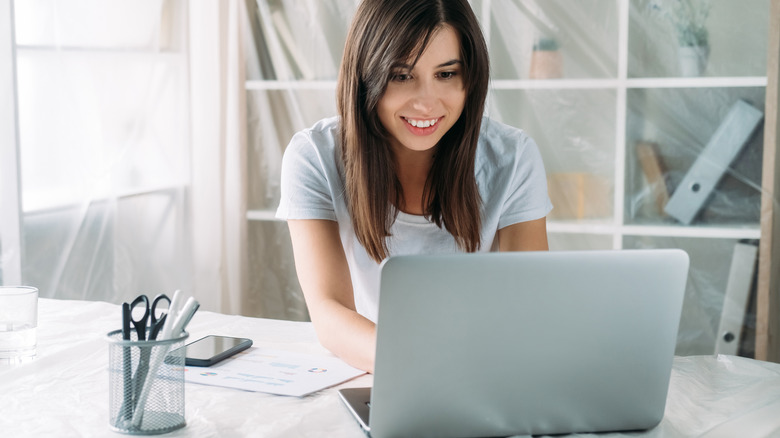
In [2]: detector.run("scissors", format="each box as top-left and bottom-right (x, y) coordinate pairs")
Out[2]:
(123, 293), (170, 418)
(128, 294), (170, 341)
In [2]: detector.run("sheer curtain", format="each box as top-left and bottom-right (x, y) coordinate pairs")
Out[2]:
(3, 0), (260, 316)
(5, 0), (250, 316)
(11, 0), (193, 306)
(0, 0), (22, 286)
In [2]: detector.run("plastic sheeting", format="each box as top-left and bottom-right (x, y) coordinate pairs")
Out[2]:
(243, 0), (776, 356)
(3, 298), (780, 437)
(8, 1), (192, 305)
(243, 0), (355, 321)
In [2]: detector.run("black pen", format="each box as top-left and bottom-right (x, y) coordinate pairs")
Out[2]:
(118, 303), (133, 425)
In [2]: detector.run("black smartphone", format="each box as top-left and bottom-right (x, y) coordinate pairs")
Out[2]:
(183, 335), (253, 367)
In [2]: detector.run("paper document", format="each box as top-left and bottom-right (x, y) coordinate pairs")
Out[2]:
(183, 347), (365, 397)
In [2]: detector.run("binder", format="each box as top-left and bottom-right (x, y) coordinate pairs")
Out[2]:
(715, 241), (758, 356)
(664, 100), (763, 224)
(256, 0), (293, 80)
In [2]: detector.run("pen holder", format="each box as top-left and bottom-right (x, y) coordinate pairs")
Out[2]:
(106, 329), (189, 435)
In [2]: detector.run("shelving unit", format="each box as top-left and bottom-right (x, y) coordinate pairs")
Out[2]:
(244, 0), (779, 358)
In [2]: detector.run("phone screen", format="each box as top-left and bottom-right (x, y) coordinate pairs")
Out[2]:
(187, 336), (245, 360)
(183, 335), (252, 366)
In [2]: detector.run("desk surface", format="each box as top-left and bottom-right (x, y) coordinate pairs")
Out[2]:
(2, 299), (780, 438)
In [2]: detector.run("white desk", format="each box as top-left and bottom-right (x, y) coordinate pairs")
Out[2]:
(2, 299), (780, 437)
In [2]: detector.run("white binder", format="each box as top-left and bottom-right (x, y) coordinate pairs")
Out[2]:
(664, 100), (763, 224)
(715, 241), (758, 356)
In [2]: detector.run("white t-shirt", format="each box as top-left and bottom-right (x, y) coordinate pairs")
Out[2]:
(276, 116), (552, 322)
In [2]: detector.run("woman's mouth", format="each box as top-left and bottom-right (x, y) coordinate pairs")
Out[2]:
(402, 117), (441, 135)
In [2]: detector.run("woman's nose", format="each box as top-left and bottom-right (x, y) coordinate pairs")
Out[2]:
(411, 80), (436, 113)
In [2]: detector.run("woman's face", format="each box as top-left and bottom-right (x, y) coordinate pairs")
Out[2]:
(377, 24), (466, 155)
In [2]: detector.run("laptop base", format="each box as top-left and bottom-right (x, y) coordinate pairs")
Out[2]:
(338, 387), (372, 435)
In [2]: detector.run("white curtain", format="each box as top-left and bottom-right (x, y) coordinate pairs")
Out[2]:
(12, 0), (194, 306)
(5, 0), (255, 316)
(188, 0), (248, 315)
(0, 0), (22, 285)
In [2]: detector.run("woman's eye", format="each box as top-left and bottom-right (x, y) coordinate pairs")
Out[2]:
(391, 73), (411, 82)
(438, 71), (457, 79)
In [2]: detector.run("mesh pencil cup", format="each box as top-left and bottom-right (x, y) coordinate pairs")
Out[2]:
(106, 329), (189, 435)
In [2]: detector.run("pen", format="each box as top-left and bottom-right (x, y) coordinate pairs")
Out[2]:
(131, 296), (199, 428)
(179, 303), (200, 332)
(159, 289), (182, 342)
(169, 297), (198, 337)
(118, 303), (132, 425)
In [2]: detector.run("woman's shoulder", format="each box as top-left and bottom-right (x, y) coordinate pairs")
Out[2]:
(478, 117), (533, 150)
(289, 116), (340, 151)
(477, 117), (540, 166)
(282, 116), (343, 180)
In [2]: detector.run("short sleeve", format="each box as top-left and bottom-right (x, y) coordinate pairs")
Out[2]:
(275, 130), (338, 221)
(497, 134), (553, 229)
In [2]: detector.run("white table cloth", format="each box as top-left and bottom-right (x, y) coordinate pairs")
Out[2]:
(1, 299), (780, 437)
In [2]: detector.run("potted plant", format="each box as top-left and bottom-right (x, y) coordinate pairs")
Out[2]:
(529, 37), (562, 79)
(648, 0), (712, 77)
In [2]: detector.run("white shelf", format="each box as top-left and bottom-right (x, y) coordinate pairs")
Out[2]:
(251, 209), (760, 240)
(247, 209), (283, 221)
(547, 220), (760, 240)
(626, 76), (767, 89)
(621, 224), (761, 239)
(246, 76), (768, 92)
(245, 80), (337, 90)
(492, 79), (619, 90)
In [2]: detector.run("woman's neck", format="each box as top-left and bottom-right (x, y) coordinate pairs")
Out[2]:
(392, 146), (435, 215)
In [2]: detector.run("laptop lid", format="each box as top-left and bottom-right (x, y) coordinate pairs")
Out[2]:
(366, 249), (689, 438)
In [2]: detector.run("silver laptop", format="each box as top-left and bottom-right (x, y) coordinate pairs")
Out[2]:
(338, 249), (689, 438)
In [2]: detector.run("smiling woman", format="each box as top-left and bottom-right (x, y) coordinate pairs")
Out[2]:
(378, 26), (466, 156)
(377, 25), (467, 215)
(274, 0), (552, 373)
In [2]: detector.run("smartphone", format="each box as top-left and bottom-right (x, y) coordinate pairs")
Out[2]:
(183, 335), (252, 367)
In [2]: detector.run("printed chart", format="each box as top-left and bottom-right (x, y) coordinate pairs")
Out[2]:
(183, 347), (365, 396)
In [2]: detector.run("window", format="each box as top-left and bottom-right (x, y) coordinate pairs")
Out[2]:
(1, 0), (191, 302)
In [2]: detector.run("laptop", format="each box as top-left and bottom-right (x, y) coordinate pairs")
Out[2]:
(338, 249), (689, 438)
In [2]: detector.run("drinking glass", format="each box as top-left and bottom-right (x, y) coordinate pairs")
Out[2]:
(0, 286), (38, 364)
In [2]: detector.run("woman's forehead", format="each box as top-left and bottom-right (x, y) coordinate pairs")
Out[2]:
(395, 24), (460, 67)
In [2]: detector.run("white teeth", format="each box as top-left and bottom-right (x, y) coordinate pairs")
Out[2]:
(405, 118), (437, 128)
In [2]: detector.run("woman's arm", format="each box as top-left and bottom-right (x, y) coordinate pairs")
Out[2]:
(287, 219), (377, 373)
(497, 217), (549, 252)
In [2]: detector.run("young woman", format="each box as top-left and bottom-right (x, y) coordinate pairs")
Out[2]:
(276, 0), (552, 373)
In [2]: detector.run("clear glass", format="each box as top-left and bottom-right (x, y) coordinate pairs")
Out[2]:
(625, 87), (765, 226)
(629, 0), (769, 78)
(624, 236), (753, 357)
(0, 286), (38, 364)
(489, 0), (619, 80)
(488, 88), (616, 222)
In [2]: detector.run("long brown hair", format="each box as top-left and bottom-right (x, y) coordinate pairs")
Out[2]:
(337, 0), (489, 263)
